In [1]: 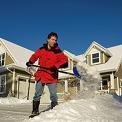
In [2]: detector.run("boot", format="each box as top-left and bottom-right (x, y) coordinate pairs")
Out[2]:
(29, 100), (40, 118)
(51, 101), (58, 109)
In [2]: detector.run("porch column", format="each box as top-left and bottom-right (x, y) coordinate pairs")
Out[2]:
(64, 80), (68, 93)
(12, 69), (16, 96)
(108, 80), (110, 93)
(100, 80), (103, 90)
(16, 76), (19, 99)
(80, 80), (84, 91)
(120, 79), (122, 96)
(110, 72), (114, 90)
(116, 77), (120, 96)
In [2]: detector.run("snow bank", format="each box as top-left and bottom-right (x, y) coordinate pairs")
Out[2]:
(0, 97), (31, 105)
(24, 94), (122, 122)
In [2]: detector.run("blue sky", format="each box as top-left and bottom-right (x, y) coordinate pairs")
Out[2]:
(0, 0), (122, 55)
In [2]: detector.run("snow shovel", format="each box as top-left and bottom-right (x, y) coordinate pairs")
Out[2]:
(27, 64), (81, 78)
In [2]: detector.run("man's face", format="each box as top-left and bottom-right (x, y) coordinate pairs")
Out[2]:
(47, 36), (57, 48)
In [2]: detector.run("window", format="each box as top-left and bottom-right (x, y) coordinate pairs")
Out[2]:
(91, 52), (100, 64)
(0, 53), (5, 66)
(0, 75), (6, 94)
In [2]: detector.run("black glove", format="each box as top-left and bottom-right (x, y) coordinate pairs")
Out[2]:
(50, 66), (57, 72)
(26, 61), (33, 67)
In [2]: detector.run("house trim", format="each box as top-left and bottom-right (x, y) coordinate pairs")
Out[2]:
(84, 41), (112, 57)
(0, 39), (17, 64)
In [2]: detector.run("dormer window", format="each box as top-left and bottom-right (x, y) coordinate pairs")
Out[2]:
(91, 52), (100, 64)
(0, 53), (5, 66)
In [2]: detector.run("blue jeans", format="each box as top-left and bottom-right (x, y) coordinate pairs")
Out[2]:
(33, 81), (58, 102)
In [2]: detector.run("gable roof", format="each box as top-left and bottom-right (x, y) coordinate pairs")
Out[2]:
(64, 50), (80, 62)
(99, 45), (122, 72)
(76, 44), (122, 73)
(84, 41), (112, 57)
(75, 54), (85, 62)
(64, 50), (75, 59)
(0, 38), (34, 69)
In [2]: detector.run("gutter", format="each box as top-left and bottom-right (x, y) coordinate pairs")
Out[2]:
(99, 69), (116, 74)
(6, 64), (29, 74)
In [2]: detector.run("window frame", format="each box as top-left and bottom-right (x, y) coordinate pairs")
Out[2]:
(91, 52), (101, 65)
(0, 75), (6, 94)
(0, 53), (6, 67)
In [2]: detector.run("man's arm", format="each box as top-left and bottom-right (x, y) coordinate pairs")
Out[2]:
(26, 49), (41, 67)
(54, 48), (68, 69)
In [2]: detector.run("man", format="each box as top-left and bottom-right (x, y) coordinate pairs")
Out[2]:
(26, 32), (68, 117)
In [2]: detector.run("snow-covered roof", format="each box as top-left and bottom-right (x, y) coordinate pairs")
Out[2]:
(64, 50), (80, 62)
(76, 44), (122, 73)
(84, 41), (112, 57)
(75, 54), (85, 62)
(0, 38), (34, 69)
(64, 50), (75, 59)
(96, 45), (122, 73)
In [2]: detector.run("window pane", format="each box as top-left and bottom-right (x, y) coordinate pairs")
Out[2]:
(2, 53), (5, 59)
(1, 76), (5, 85)
(0, 76), (6, 93)
(1, 85), (5, 92)
(92, 53), (99, 58)
(0, 86), (5, 92)
(0, 53), (5, 66)
(93, 58), (99, 63)
(2, 60), (4, 65)
(0, 87), (2, 92)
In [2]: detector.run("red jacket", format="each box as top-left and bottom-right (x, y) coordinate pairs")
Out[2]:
(29, 44), (68, 83)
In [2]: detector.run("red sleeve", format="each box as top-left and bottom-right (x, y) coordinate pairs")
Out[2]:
(55, 50), (68, 69)
(29, 49), (41, 64)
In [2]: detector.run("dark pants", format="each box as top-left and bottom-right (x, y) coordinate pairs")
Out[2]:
(33, 81), (58, 102)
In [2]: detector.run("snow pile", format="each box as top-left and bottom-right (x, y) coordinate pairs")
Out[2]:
(0, 97), (31, 105)
(74, 62), (101, 99)
(24, 94), (122, 122)
(76, 62), (101, 82)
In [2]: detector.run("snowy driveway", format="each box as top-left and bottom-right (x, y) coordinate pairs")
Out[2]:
(0, 95), (122, 122)
(0, 103), (47, 122)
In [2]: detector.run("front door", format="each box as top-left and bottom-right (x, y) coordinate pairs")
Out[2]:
(102, 77), (109, 90)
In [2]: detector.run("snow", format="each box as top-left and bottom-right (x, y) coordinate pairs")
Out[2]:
(0, 97), (31, 105)
(22, 94), (122, 122)
(0, 94), (122, 122)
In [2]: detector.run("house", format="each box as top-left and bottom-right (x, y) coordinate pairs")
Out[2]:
(58, 41), (122, 98)
(0, 38), (76, 103)
(0, 38), (51, 103)
(75, 41), (122, 96)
